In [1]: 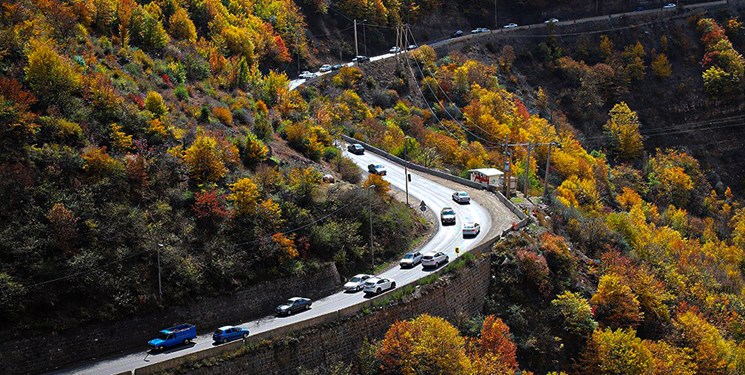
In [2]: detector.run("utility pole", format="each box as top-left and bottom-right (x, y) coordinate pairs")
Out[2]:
(503, 136), (510, 199)
(363, 21), (367, 56)
(404, 136), (410, 206)
(369, 184), (376, 269)
(524, 143), (532, 199)
(544, 142), (554, 198)
(157, 243), (164, 300)
(354, 19), (359, 57)
(494, 0), (498, 28)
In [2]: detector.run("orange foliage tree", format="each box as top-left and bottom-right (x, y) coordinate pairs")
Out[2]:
(468, 315), (518, 375)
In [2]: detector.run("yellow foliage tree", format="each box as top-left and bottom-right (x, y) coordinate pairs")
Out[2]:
(145, 91), (168, 118)
(581, 328), (654, 374)
(110, 123), (133, 152)
(227, 177), (259, 216)
(590, 273), (644, 329)
(24, 40), (81, 108)
(604, 102), (643, 161)
(182, 133), (238, 183)
(168, 7), (197, 43)
(377, 314), (472, 375)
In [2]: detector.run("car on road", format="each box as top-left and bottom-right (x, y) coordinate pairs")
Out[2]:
(368, 163), (387, 176)
(452, 191), (471, 203)
(352, 55), (370, 63)
(407, 44), (418, 50)
(275, 297), (312, 316)
(462, 222), (481, 238)
(319, 64), (332, 72)
(400, 251), (423, 268)
(212, 326), (249, 344)
(299, 71), (317, 79)
(503, 23), (518, 29)
(148, 324), (196, 351)
(344, 274), (373, 292)
(422, 251), (449, 268)
(471, 27), (490, 34)
(544, 18), (559, 23)
(389, 46), (401, 53)
(451, 30), (464, 38)
(440, 207), (456, 225)
(363, 277), (396, 295)
(332, 64), (344, 71)
(663, 3), (676, 9)
(347, 143), (365, 155)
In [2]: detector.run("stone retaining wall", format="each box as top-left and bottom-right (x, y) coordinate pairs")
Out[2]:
(4, 263), (341, 375)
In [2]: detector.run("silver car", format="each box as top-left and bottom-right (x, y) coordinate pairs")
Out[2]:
(452, 191), (471, 203)
(344, 274), (373, 292)
(422, 251), (449, 268)
(503, 23), (518, 29)
(400, 251), (423, 268)
(463, 222), (481, 238)
(363, 277), (396, 295)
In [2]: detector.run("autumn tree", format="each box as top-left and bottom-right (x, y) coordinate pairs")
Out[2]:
(24, 40), (81, 110)
(130, 5), (170, 51)
(622, 41), (646, 82)
(46, 203), (79, 253)
(168, 7), (197, 43)
(603, 102), (643, 162)
(241, 131), (269, 166)
(590, 273), (644, 329)
(377, 314), (472, 375)
(651, 53), (672, 78)
(581, 328), (654, 375)
(144, 91), (168, 117)
(227, 177), (260, 216)
(551, 291), (598, 336)
(363, 174), (391, 196)
(182, 133), (239, 183)
(333, 66), (363, 89)
(468, 315), (518, 375)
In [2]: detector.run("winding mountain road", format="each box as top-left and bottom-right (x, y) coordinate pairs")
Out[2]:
(50, 146), (516, 375)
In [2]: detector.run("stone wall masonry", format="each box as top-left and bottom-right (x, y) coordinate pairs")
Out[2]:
(3, 263), (341, 375)
(169, 252), (494, 375)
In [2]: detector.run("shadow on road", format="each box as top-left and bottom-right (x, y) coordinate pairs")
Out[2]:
(146, 342), (197, 357)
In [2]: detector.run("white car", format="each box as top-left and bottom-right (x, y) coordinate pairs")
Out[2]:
(344, 274), (373, 292)
(544, 18), (559, 23)
(471, 27), (489, 34)
(462, 222), (481, 238)
(299, 71), (317, 79)
(407, 44), (418, 50)
(452, 191), (471, 203)
(363, 277), (396, 295)
(503, 23), (518, 29)
(389, 46), (401, 53)
(422, 251), (449, 268)
(663, 3), (676, 9)
(319, 64), (332, 72)
(400, 251), (423, 268)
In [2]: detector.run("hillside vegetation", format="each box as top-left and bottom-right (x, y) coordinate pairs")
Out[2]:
(0, 0), (428, 330)
(321, 12), (745, 375)
(4, 0), (745, 373)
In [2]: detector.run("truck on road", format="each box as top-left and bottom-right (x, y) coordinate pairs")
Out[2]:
(148, 324), (197, 351)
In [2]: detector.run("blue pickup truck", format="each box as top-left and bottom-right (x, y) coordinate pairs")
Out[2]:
(148, 324), (197, 351)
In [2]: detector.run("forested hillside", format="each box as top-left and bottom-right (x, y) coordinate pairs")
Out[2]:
(0, 0), (428, 330)
(4, 0), (745, 373)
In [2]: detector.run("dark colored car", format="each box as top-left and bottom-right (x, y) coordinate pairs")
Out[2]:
(331, 64), (344, 70)
(347, 143), (365, 155)
(275, 297), (312, 316)
(451, 30), (463, 38)
(353, 55), (370, 63)
(213, 326), (249, 344)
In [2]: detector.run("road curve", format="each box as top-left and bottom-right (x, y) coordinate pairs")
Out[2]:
(49, 147), (515, 375)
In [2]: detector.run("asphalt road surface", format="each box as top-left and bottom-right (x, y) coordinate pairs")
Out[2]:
(50, 148), (507, 375)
